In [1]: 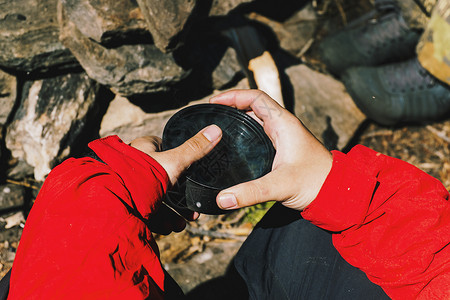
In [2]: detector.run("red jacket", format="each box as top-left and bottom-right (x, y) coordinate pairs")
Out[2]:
(8, 136), (450, 299)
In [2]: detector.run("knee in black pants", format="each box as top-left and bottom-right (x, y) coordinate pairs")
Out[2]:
(234, 204), (389, 300)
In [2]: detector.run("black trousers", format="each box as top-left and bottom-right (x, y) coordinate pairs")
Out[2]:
(233, 203), (390, 300)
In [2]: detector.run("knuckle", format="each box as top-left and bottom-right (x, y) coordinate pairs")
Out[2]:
(184, 136), (206, 154)
(246, 181), (267, 203)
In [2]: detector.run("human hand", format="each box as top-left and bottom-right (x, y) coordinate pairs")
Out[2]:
(210, 89), (333, 211)
(129, 125), (222, 233)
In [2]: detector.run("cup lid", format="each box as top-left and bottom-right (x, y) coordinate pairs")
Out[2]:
(162, 104), (275, 214)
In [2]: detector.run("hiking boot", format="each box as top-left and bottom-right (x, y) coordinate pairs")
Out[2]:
(341, 57), (450, 125)
(319, 6), (421, 76)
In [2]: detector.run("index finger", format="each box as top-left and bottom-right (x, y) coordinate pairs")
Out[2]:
(210, 89), (286, 124)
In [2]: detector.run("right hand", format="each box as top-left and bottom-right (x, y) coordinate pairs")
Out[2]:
(210, 89), (333, 211)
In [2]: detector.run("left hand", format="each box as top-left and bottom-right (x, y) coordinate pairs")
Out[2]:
(129, 125), (222, 234)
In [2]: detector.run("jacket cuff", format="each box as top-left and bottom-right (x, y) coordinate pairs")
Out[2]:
(88, 135), (169, 218)
(301, 145), (380, 232)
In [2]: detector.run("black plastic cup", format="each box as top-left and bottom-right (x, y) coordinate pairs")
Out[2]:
(162, 104), (275, 215)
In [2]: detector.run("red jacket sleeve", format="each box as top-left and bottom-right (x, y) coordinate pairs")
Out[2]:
(302, 145), (450, 299)
(9, 136), (169, 300)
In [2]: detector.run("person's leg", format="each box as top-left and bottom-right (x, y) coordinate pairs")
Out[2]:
(341, 56), (450, 126)
(0, 269), (11, 300)
(319, 0), (421, 76)
(234, 203), (389, 300)
(164, 269), (187, 299)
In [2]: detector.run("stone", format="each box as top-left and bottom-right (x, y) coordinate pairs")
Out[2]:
(100, 95), (207, 144)
(0, 184), (25, 211)
(287, 64), (366, 150)
(209, 0), (254, 16)
(180, 37), (244, 90)
(5, 73), (98, 181)
(136, 0), (197, 52)
(0, 70), (16, 125)
(6, 159), (35, 181)
(58, 5), (190, 97)
(248, 3), (318, 57)
(0, 0), (78, 73)
(100, 79), (250, 143)
(1, 212), (25, 230)
(211, 46), (243, 89)
(60, 0), (148, 45)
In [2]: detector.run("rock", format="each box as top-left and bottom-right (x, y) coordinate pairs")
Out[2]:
(0, 184), (25, 210)
(248, 3), (318, 57)
(211, 46), (243, 89)
(6, 159), (35, 181)
(58, 5), (190, 97)
(100, 79), (250, 143)
(60, 0), (148, 45)
(287, 64), (366, 150)
(5, 73), (98, 181)
(136, 0), (197, 52)
(0, 0), (78, 73)
(209, 0), (255, 16)
(100, 95), (207, 144)
(1, 212), (25, 230)
(0, 70), (16, 125)
(180, 37), (244, 90)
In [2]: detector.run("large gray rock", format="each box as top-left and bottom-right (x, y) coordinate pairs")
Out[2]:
(58, 4), (189, 97)
(0, 0), (78, 73)
(60, 0), (148, 45)
(0, 70), (16, 125)
(288, 64), (366, 150)
(5, 73), (98, 181)
(100, 95), (208, 144)
(136, 0), (197, 52)
(100, 79), (250, 143)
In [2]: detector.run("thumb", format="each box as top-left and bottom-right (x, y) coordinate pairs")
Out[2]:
(216, 170), (286, 210)
(153, 125), (222, 185)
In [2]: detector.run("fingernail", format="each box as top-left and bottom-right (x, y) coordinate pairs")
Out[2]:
(202, 125), (222, 142)
(218, 193), (237, 209)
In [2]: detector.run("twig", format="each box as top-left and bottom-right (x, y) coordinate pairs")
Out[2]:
(333, 0), (347, 25)
(6, 179), (40, 190)
(426, 125), (450, 144)
(313, 0), (332, 15)
(297, 38), (315, 58)
(219, 209), (246, 225)
(361, 130), (393, 139)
